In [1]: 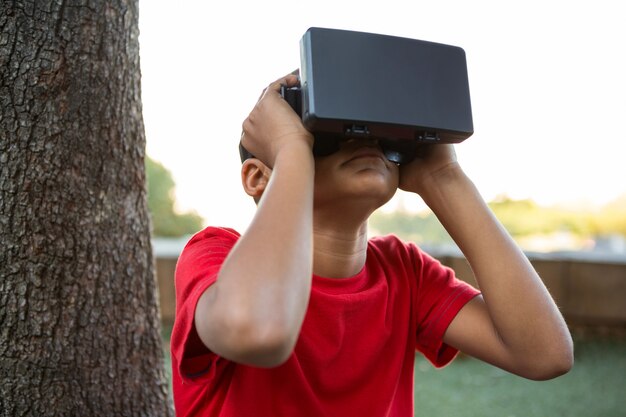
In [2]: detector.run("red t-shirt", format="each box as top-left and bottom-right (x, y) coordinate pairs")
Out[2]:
(171, 227), (479, 417)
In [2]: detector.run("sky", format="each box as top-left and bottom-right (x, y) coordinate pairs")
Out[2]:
(138, 0), (626, 232)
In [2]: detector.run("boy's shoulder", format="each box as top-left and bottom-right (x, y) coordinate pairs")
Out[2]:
(367, 233), (440, 269)
(195, 226), (240, 239)
(178, 227), (240, 263)
(185, 226), (240, 247)
(367, 233), (414, 254)
(368, 233), (404, 246)
(367, 233), (416, 262)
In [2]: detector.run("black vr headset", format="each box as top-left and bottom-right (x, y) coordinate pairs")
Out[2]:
(240, 27), (473, 165)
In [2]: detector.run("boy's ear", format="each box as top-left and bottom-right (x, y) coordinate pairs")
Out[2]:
(241, 158), (272, 201)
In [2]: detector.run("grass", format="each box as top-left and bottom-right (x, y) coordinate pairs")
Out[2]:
(413, 338), (626, 417)
(161, 327), (626, 416)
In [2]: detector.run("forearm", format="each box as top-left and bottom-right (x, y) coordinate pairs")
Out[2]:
(199, 142), (314, 365)
(421, 164), (572, 363)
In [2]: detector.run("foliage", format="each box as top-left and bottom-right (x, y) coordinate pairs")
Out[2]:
(595, 194), (626, 236)
(489, 194), (626, 238)
(487, 196), (595, 236)
(369, 194), (626, 245)
(369, 209), (453, 245)
(146, 156), (204, 237)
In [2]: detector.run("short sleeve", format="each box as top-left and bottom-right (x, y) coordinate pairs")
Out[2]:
(170, 227), (239, 384)
(410, 245), (480, 367)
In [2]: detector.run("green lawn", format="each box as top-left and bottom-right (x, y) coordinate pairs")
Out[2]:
(413, 338), (626, 417)
(162, 329), (626, 417)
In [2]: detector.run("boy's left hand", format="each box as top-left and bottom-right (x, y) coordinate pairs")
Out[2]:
(398, 143), (459, 196)
(399, 142), (574, 381)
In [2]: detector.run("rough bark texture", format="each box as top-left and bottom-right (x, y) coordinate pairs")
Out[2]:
(0, 1), (173, 415)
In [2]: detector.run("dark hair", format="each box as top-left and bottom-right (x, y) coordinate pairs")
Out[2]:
(239, 141), (253, 163)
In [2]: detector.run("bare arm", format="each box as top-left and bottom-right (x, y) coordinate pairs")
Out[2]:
(194, 75), (315, 367)
(400, 145), (573, 380)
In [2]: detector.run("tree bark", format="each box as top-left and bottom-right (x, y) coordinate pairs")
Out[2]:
(0, 1), (173, 415)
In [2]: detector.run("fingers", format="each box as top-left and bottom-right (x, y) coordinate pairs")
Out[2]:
(241, 72), (310, 167)
(267, 73), (299, 97)
(274, 72), (299, 87)
(256, 73), (299, 103)
(242, 73), (301, 149)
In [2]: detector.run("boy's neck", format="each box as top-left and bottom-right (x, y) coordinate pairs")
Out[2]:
(312, 221), (369, 279)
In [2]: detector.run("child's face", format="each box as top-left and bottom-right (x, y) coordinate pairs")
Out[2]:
(312, 138), (399, 210)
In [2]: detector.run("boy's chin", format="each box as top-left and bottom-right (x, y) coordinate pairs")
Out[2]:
(352, 174), (398, 199)
(316, 182), (397, 210)
(314, 165), (399, 209)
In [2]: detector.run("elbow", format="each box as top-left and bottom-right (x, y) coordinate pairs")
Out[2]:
(238, 326), (297, 368)
(195, 288), (301, 368)
(545, 332), (575, 379)
(216, 312), (299, 368)
(521, 339), (575, 381)
(525, 355), (573, 381)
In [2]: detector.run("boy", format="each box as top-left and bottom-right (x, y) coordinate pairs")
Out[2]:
(171, 74), (573, 416)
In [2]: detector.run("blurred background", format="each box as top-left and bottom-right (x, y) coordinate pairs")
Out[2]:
(138, 1), (626, 415)
(139, 0), (626, 249)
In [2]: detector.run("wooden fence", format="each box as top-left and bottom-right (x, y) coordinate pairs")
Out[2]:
(155, 240), (626, 334)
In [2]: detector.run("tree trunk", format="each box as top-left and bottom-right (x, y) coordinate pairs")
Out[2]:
(0, 1), (173, 415)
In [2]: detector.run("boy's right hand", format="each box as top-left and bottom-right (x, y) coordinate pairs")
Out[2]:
(196, 77), (316, 368)
(241, 74), (314, 167)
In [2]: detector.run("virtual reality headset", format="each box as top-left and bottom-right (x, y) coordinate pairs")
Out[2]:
(240, 27), (474, 165)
